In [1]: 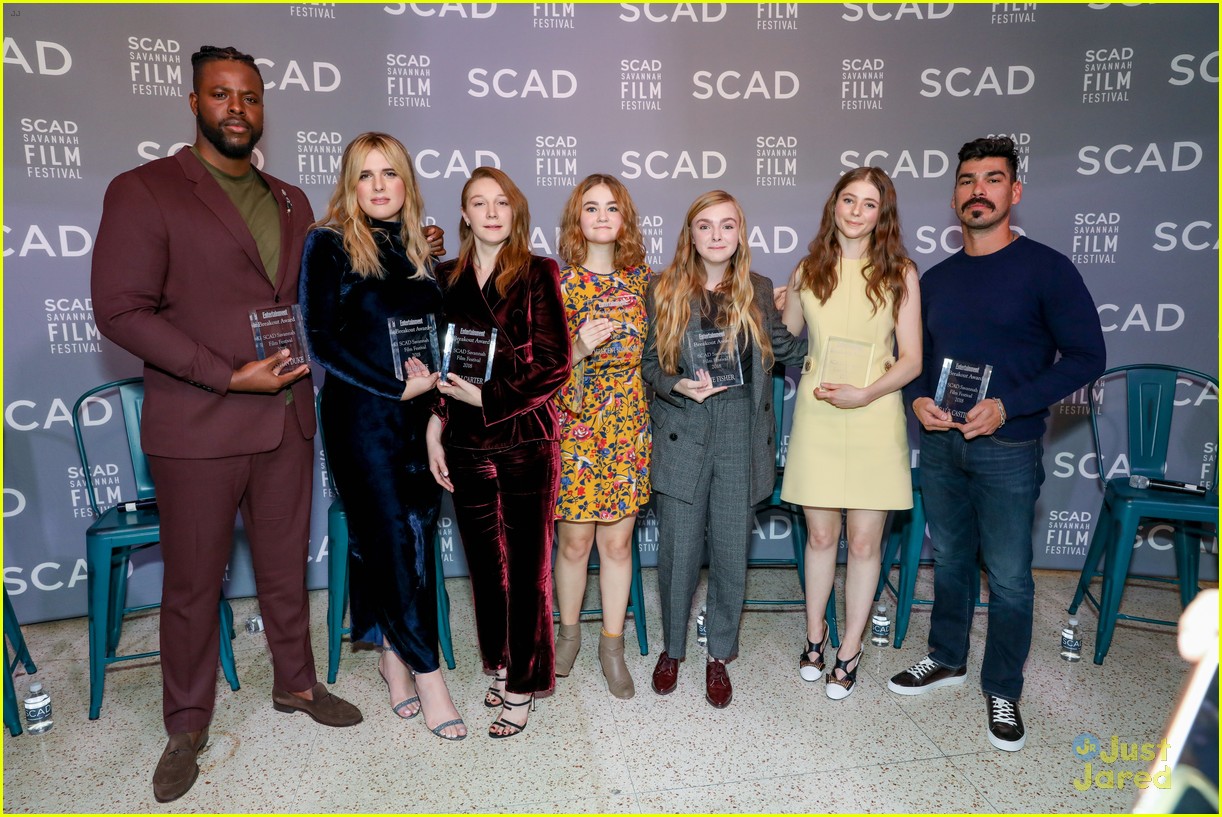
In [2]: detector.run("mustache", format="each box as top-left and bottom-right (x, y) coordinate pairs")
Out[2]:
(962, 197), (995, 212)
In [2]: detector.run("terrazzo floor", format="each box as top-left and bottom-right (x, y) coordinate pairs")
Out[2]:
(1, 566), (1203, 813)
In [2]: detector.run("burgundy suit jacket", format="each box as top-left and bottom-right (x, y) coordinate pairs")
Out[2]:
(92, 149), (317, 459)
(436, 255), (571, 451)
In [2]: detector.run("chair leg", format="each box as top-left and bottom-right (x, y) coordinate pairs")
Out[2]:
(629, 528), (649, 655)
(1173, 527), (1202, 609)
(4, 641), (22, 737)
(876, 508), (904, 602)
(894, 489), (925, 649)
(1095, 511), (1140, 665)
(86, 537), (109, 720)
(106, 550), (134, 656)
(217, 598), (240, 691)
(326, 508), (349, 685)
(434, 530), (456, 671)
(1070, 499), (1113, 614)
(3, 591), (35, 675)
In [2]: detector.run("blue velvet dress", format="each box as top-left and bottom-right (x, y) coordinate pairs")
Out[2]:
(299, 219), (445, 672)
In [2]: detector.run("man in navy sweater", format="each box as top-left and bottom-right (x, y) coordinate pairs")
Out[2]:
(886, 136), (1106, 751)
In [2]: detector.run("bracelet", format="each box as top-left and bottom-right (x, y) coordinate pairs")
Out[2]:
(992, 397), (1007, 428)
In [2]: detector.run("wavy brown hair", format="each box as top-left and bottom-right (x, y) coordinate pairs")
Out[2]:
(314, 132), (431, 280)
(445, 166), (532, 296)
(557, 174), (645, 270)
(652, 190), (771, 374)
(795, 166), (913, 321)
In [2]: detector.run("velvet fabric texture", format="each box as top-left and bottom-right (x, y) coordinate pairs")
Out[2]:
(299, 222), (445, 672)
(436, 255), (571, 694)
(448, 440), (561, 694)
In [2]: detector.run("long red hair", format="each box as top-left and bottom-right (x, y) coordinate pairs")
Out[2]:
(445, 166), (533, 296)
(795, 166), (914, 320)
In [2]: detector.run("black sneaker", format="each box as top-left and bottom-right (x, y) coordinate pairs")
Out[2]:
(985, 694), (1025, 751)
(887, 656), (967, 695)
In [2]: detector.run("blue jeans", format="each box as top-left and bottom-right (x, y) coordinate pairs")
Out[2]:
(919, 429), (1044, 701)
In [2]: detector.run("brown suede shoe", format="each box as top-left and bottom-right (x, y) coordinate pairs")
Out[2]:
(272, 682), (363, 727)
(152, 728), (208, 803)
(706, 659), (733, 708)
(651, 651), (680, 695)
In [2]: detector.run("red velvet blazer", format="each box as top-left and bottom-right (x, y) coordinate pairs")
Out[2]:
(435, 255), (571, 451)
(92, 149), (317, 458)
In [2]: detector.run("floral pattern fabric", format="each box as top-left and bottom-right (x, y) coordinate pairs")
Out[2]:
(553, 263), (652, 522)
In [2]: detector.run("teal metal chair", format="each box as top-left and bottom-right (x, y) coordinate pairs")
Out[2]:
(550, 522), (650, 655)
(876, 467), (984, 648)
(4, 589), (37, 736)
(315, 390), (455, 683)
(74, 379), (239, 720)
(1069, 364), (1217, 664)
(746, 370), (840, 648)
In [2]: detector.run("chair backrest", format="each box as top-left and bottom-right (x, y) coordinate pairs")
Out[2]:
(1088, 363), (1218, 493)
(73, 377), (152, 516)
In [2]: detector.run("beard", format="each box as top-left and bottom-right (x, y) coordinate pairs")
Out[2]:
(197, 112), (262, 160)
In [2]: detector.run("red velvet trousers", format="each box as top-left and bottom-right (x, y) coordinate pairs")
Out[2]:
(448, 439), (560, 695)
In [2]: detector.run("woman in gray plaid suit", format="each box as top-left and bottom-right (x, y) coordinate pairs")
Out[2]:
(642, 190), (807, 708)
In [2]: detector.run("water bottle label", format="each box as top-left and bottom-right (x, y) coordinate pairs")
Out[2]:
(24, 702), (51, 721)
(1061, 635), (1081, 652)
(871, 618), (890, 637)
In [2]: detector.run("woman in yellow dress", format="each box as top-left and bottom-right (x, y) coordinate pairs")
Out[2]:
(551, 174), (651, 698)
(780, 166), (922, 699)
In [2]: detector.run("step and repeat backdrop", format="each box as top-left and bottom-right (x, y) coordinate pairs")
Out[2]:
(4, 3), (1218, 622)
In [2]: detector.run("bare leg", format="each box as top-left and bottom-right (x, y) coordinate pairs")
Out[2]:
(593, 516), (637, 636)
(555, 521), (596, 624)
(802, 507), (843, 656)
(379, 639), (420, 718)
(835, 509), (887, 676)
(413, 668), (466, 739)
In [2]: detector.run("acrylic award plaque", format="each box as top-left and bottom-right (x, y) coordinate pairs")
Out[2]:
(934, 357), (994, 422)
(813, 336), (876, 388)
(684, 327), (744, 388)
(250, 303), (309, 368)
(439, 323), (497, 385)
(388, 314), (440, 381)
(569, 294), (640, 408)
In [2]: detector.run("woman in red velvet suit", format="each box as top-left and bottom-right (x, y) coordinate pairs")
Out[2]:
(426, 167), (571, 738)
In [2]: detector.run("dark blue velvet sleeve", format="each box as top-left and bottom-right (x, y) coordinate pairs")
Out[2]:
(298, 228), (404, 400)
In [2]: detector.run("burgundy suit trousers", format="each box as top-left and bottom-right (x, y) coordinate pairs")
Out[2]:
(148, 404), (316, 733)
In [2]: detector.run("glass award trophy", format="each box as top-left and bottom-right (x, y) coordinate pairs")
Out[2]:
(250, 303), (309, 367)
(439, 323), (497, 385)
(813, 336), (876, 388)
(569, 294), (639, 409)
(684, 327), (744, 388)
(934, 357), (994, 422)
(388, 314), (440, 381)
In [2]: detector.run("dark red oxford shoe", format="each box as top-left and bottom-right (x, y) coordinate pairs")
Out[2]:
(706, 659), (733, 708)
(651, 651), (680, 695)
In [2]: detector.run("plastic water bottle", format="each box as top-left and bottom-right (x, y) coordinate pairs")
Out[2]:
(1060, 618), (1082, 662)
(870, 603), (891, 647)
(23, 682), (53, 734)
(696, 607), (707, 646)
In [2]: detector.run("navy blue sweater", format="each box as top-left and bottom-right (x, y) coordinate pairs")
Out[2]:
(909, 236), (1106, 441)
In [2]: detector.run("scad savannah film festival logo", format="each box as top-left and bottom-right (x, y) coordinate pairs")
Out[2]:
(1071, 732), (1171, 792)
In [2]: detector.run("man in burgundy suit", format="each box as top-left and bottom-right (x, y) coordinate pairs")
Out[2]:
(92, 46), (361, 803)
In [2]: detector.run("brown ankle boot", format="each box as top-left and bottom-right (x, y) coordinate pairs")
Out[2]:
(598, 632), (635, 699)
(554, 623), (581, 677)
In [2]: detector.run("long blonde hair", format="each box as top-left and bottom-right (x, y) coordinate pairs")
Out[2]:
(314, 132), (431, 279)
(652, 190), (771, 374)
(557, 174), (645, 270)
(445, 166), (533, 297)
